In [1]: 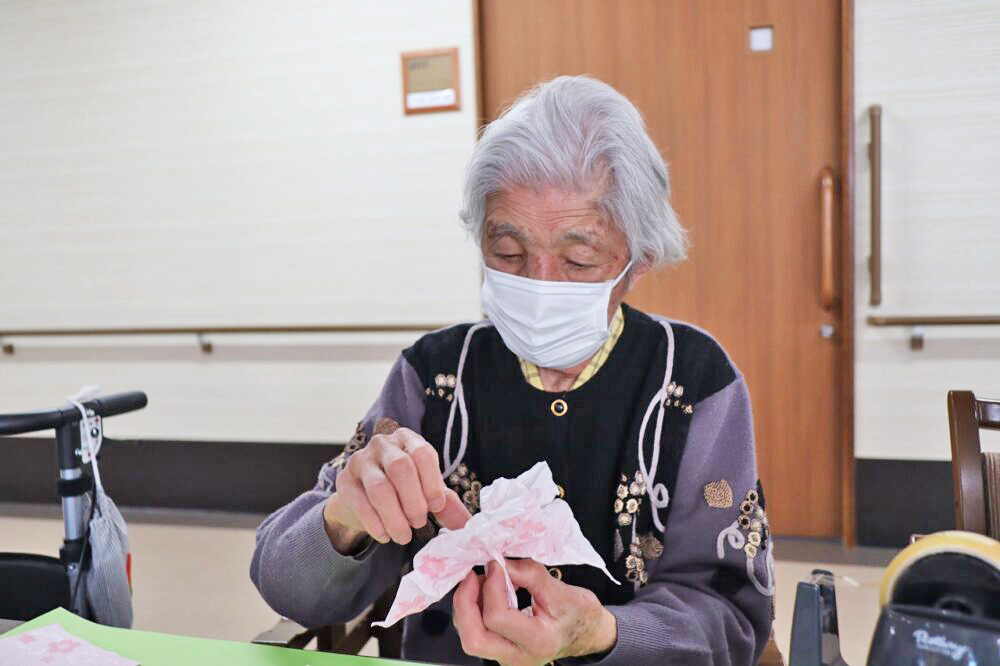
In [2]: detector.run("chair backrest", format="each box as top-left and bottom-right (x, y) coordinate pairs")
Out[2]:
(947, 390), (1000, 537)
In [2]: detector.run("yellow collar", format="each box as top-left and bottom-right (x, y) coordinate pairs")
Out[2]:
(518, 306), (625, 391)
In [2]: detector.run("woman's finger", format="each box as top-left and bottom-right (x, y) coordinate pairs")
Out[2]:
(396, 429), (448, 513)
(452, 571), (520, 662)
(504, 557), (552, 592)
(481, 563), (536, 642)
(334, 467), (388, 543)
(358, 466), (412, 544)
(380, 445), (429, 528)
(433, 489), (472, 530)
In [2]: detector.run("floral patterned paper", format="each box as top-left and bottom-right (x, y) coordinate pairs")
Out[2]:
(373, 461), (618, 628)
(0, 624), (137, 666)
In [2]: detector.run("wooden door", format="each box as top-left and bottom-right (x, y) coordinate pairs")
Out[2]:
(479, 0), (844, 537)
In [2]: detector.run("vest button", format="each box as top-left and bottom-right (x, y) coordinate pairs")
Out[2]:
(550, 398), (568, 417)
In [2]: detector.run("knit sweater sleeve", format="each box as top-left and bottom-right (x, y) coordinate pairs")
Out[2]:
(591, 375), (773, 665)
(249, 354), (427, 628)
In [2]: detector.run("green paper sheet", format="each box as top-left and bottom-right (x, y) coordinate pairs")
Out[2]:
(4, 608), (427, 666)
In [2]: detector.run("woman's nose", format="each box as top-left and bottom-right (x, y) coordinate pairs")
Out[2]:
(525, 257), (558, 281)
(525, 256), (560, 281)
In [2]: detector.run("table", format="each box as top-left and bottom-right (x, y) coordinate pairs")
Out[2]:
(2, 608), (422, 665)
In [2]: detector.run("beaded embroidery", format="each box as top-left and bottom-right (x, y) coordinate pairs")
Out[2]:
(703, 479), (734, 509)
(373, 417), (400, 436)
(613, 471), (665, 586)
(346, 422), (367, 454)
(447, 463), (481, 514)
(613, 471), (646, 528)
(625, 532), (665, 585)
(663, 382), (694, 415)
(330, 421), (369, 471)
(715, 487), (775, 596)
(425, 373), (457, 402)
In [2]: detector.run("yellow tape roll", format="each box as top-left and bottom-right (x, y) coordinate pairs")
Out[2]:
(880, 530), (1000, 607)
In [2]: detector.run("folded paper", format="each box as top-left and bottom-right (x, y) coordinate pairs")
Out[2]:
(0, 624), (138, 666)
(373, 461), (618, 628)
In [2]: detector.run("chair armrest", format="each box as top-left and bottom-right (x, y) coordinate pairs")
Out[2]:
(252, 587), (396, 654)
(253, 604), (377, 653)
(252, 618), (317, 649)
(758, 634), (786, 666)
(0, 618), (24, 636)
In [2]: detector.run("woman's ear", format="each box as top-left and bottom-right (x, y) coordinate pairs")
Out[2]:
(626, 260), (651, 289)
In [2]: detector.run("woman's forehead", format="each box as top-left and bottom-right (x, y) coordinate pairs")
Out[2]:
(484, 187), (619, 246)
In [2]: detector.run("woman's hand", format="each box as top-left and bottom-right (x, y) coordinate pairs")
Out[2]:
(323, 426), (470, 553)
(453, 558), (618, 665)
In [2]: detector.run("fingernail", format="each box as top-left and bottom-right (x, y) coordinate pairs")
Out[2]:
(430, 494), (447, 512)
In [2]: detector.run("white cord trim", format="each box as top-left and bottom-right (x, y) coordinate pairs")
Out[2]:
(442, 323), (491, 478)
(637, 321), (676, 533)
(748, 543), (776, 597)
(716, 519), (775, 597)
(716, 519), (745, 558)
(68, 385), (103, 493)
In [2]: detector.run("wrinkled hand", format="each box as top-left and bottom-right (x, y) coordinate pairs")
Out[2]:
(453, 558), (617, 665)
(323, 426), (471, 553)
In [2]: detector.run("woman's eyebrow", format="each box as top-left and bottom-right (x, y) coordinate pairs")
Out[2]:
(485, 221), (527, 242)
(559, 229), (601, 247)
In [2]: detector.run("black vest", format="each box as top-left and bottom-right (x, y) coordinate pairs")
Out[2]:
(402, 303), (735, 605)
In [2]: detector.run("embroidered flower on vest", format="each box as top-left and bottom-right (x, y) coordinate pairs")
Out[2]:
(329, 421), (369, 471)
(663, 382), (694, 415)
(613, 471), (665, 586)
(715, 486), (775, 596)
(425, 373), (457, 402)
(447, 463), (481, 514)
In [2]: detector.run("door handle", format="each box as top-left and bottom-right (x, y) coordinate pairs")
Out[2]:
(868, 104), (882, 306)
(820, 167), (836, 310)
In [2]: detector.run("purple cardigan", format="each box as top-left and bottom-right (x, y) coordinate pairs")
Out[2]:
(251, 318), (773, 665)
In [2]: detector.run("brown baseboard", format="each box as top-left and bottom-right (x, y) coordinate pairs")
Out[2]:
(0, 436), (341, 515)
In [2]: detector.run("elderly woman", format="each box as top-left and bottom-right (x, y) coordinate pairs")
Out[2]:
(251, 76), (773, 665)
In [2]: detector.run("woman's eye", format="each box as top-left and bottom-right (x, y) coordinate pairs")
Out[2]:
(567, 260), (593, 269)
(496, 253), (522, 261)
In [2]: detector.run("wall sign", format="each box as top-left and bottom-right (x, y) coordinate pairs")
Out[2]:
(401, 47), (460, 114)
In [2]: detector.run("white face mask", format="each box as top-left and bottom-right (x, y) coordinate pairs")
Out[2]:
(480, 261), (633, 370)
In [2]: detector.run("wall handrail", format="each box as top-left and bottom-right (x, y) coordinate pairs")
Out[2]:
(867, 315), (1000, 327)
(867, 315), (1000, 351)
(0, 323), (450, 355)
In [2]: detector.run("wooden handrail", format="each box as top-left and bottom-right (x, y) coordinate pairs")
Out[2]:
(819, 168), (836, 310)
(867, 315), (1000, 327)
(868, 104), (882, 306)
(867, 315), (1000, 351)
(0, 324), (448, 355)
(0, 324), (446, 336)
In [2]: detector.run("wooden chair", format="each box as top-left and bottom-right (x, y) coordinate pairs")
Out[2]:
(253, 585), (401, 657)
(759, 634), (787, 666)
(947, 390), (1000, 538)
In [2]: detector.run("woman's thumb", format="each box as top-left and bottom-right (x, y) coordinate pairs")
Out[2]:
(432, 489), (472, 530)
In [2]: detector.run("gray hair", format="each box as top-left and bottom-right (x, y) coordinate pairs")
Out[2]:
(460, 75), (687, 267)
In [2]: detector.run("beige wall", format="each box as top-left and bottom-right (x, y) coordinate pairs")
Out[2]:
(0, 1), (480, 442)
(854, 0), (1000, 460)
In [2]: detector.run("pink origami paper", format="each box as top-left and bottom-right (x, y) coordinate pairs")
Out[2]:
(0, 624), (138, 666)
(373, 461), (618, 628)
